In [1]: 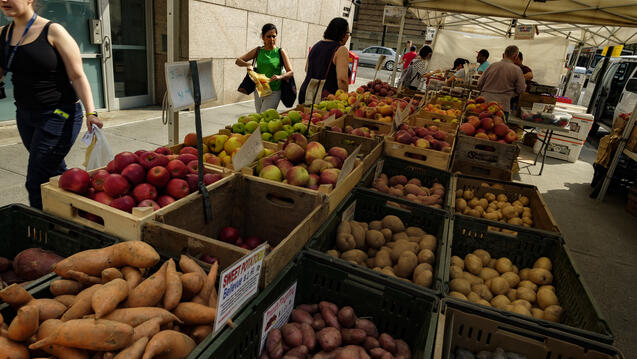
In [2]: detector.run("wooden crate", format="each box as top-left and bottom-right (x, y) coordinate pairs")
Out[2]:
(430, 95), (466, 110)
(41, 166), (235, 242)
(323, 114), (393, 138)
(384, 123), (456, 171)
(453, 134), (519, 173)
(143, 175), (328, 288)
(414, 108), (461, 122)
(407, 115), (460, 132)
(451, 159), (513, 181)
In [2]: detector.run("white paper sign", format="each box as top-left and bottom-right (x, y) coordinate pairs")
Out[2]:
(337, 145), (361, 184)
(232, 127), (264, 170)
(165, 59), (217, 111)
(214, 243), (267, 332)
(259, 282), (297, 353)
(341, 200), (357, 222)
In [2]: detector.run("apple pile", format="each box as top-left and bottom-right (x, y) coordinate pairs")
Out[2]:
(357, 78), (396, 97)
(319, 89), (353, 114)
(350, 94), (417, 123)
(459, 109), (518, 144)
(328, 124), (378, 138)
(435, 94), (463, 105)
(58, 148), (224, 215)
(372, 174), (445, 209)
(257, 134), (354, 189)
(392, 123), (453, 153)
(464, 96), (504, 116)
(421, 103), (462, 119)
(217, 226), (264, 250)
(174, 132), (273, 169)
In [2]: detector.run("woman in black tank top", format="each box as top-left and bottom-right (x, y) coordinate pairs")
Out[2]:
(0, 0), (103, 209)
(298, 18), (351, 104)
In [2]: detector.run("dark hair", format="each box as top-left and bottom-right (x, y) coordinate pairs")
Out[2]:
(261, 23), (277, 37)
(419, 46), (433, 59)
(478, 49), (489, 59)
(453, 58), (469, 69)
(324, 18), (349, 42)
(518, 52), (524, 60)
(410, 45), (416, 51)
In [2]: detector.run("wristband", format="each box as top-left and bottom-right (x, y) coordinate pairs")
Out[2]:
(86, 111), (98, 118)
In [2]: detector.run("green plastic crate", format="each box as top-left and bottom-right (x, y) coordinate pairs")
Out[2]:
(307, 188), (449, 294)
(199, 250), (440, 359)
(0, 204), (120, 290)
(358, 156), (454, 210)
(443, 215), (613, 345)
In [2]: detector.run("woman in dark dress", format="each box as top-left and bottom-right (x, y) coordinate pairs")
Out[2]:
(298, 18), (350, 104)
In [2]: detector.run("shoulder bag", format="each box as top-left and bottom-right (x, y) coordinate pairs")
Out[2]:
(278, 48), (297, 107)
(238, 47), (260, 95)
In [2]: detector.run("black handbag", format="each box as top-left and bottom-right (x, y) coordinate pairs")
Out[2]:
(278, 49), (297, 107)
(238, 47), (260, 95)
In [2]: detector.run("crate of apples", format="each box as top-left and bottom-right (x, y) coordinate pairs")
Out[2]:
(351, 93), (418, 124)
(459, 102), (518, 144)
(357, 78), (396, 97)
(421, 103), (462, 119)
(393, 123), (453, 152)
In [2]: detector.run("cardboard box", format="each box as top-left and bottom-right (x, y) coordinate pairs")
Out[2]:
(519, 93), (556, 109)
(533, 131), (585, 163)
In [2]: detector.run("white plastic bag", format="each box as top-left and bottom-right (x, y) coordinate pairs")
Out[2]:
(83, 125), (113, 170)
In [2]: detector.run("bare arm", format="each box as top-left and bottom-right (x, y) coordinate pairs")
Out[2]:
(49, 23), (102, 133)
(235, 47), (259, 71)
(524, 70), (533, 81)
(334, 46), (349, 92)
(515, 69), (527, 94)
(271, 49), (294, 81)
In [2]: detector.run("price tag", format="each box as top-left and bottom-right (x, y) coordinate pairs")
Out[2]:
(337, 145), (361, 185)
(80, 129), (94, 146)
(341, 200), (357, 222)
(259, 282), (297, 353)
(373, 159), (385, 182)
(393, 111), (403, 129)
(232, 127), (264, 171)
(214, 243), (267, 333)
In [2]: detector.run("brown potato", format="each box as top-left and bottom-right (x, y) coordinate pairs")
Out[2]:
(533, 257), (552, 271)
(419, 235), (437, 252)
(462, 190), (474, 200)
(501, 272), (520, 288)
(543, 305), (563, 322)
(495, 258), (513, 274)
(392, 232), (409, 242)
(449, 291), (467, 300)
(341, 250), (368, 264)
(471, 284), (493, 301)
(369, 221), (383, 230)
(464, 254), (483, 275)
(461, 272), (484, 285)
(374, 250), (392, 268)
(336, 234), (356, 252)
(381, 215), (405, 233)
(417, 249), (435, 265)
(506, 289), (517, 301)
(489, 277), (510, 295)
(449, 265), (463, 280)
(449, 279), (471, 295)
(528, 268), (553, 285)
(537, 289), (559, 309)
(472, 249), (491, 266)
(450, 256), (464, 269)
(413, 269), (433, 288)
(490, 295), (511, 309)
(405, 227), (425, 237)
(517, 287), (536, 303)
(380, 229), (392, 241)
(350, 222), (366, 249)
(365, 230), (385, 249)
(394, 252), (418, 278)
(518, 280), (538, 292)
(478, 267), (499, 281)
(327, 250), (340, 259)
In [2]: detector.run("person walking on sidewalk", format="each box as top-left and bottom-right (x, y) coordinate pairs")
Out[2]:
(0, 0), (103, 209)
(236, 23), (294, 113)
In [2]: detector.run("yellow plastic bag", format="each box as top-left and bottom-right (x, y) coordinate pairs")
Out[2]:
(248, 70), (272, 98)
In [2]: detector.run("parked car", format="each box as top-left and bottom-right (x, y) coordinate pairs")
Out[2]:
(352, 46), (400, 71)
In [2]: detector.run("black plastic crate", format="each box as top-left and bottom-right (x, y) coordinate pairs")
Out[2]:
(358, 156), (454, 210)
(0, 204), (120, 290)
(307, 188), (449, 295)
(443, 215), (613, 345)
(199, 251), (440, 359)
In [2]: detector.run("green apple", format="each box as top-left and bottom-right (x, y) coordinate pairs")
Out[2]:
(287, 110), (302, 124)
(261, 132), (273, 142)
(283, 124), (294, 134)
(293, 123), (307, 133)
(260, 121), (269, 133)
(244, 121), (259, 134)
(268, 119), (283, 133)
(232, 123), (245, 134)
(273, 130), (289, 142)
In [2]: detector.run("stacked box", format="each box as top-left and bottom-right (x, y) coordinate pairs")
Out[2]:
(533, 132), (585, 163)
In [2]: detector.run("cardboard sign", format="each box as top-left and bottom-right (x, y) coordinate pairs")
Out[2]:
(341, 200), (357, 222)
(515, 24), (535, 40)
(337, 145), (361, 184)
(214, 243), (267, 332)
(232, 127), (264, 170)
(165, 59), (217, 111)
(303, 79), (326, 106)
(373, 159), (385, 182)
(259, 282), (297, 353)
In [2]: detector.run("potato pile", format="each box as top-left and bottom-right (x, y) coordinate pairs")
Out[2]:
(449, 249), (563, 323)
(263, 301), (412, 359)
(326, 215), (437, 288)
(372, 174), (445, 209)
(0, 242), (222, 359)
(455, 183), (534, 228)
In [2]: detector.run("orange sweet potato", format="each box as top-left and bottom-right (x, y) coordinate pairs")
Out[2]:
(102, 268), (124, 283)
(174, 302), (216, 325)
(121, 266), (143, 292)
(178, 255), (205, 277)
(27, 298), (68, 321)
(103, 307), (182, 327)
(61, 284), (103, 321)
(163, 259), (182, 311)
(54, 295), (76, 307)
(180, 272), (204, 299)
(141, 330), (195, 359)
(7, 305), (39, 341)
(29, 319), (134, 352)
(114, 336), (148, 359)
(50, 279), (84, 296)
(0, 283), (33, 308)
(125, 262), (167, 308)
(191, 325), (213, 344)
(55, 242), (160, 277)
(92, 278), (129, 318)
(66, 270), (102, 285)
(37, 319), (90, 359)
(132, 317), (162, 342)
(193, 261), (217, 306)
(0, 336), (29, 359)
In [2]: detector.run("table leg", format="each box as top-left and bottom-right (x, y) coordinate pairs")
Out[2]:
(539, 130), (553, 176)
(533, 130), (544, 166)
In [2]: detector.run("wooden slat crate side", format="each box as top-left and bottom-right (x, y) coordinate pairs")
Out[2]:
(454, 135), (520, 169)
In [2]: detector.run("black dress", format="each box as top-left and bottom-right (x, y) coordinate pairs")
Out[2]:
(298, 40), (341, 104)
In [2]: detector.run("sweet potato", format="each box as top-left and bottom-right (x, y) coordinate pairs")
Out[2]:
(114, 336), (148, 359)
(0, 336), (29, 359)
(317, 327), (342, 352)
(0, 312), (3, 326)
(191, 325), (213, 344)
(395, 339), (411, 359)
(163, 259), (182, 311)
(174, 302), (216, 325)
(141, 330), (195, 359)
(54, 294), (76, 307)
(102, 268), (123, 283)
(209, 287), (219, 308)
(126, 262), (167, 308)
(318, 301), (338, 314)
(121, 266), (143, 292)
(281, 323), (303, 347)
(61, 284), (102, 321)
(28, 298), (68, 321)
(0, 283), (33, 308)
(341, 328), (366, 345)
(311, 350), (340, 359)
(337, 307), (356, 328)
(92, 278), (128, 318)
(300, 323), (316, 351)
(180, 272), (204, 298)
(266, 328), (284, 359)
(55, 242), (160, 277)
(297, 304), (318, 314)
(66, 270), (102, 285)
(178, 255), (206, 276)
(192, 260), (217, 306)
(291, 309), (313, 326)
(8, 305), (39, 341)
(132, 317), (162, 342)
(363, 336), (380, 351)
(13, 248), (63, 280)
(37, 319), (89, 359)
(103, 307), (182, 327)
(206, 260), (220, 306)
(30, 319), (134, 351)
(50, 279), (83, 296)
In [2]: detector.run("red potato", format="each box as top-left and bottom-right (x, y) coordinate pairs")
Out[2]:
(163, 259), (182, 311)
(30, 319), (134, 352)
(317, 327), (342, 352)
(341, 328), (366, 345)
(312, 313), (326, 331)
(103, 307), (182, 327)
(321, 307), (340, 329)
(286, 345), (308, 359)
(92, 278), (128, 318)
(66, 270), (102, 285)
(291, 309), (314, 326)
(300, 323), (316, 351)
(132, 317), (162, 342)
(281, 323), (303, 347)
(141, 330), (195, 359)
(0, 283), (33, 308)
(0, 336), (29, 359)
(102, 268), (124, 283)
(114, 336), (148, 359)
(13, 248), (63, 281)
(7, 305), (39, 341)
(27, 298), (68, 321)
(174, 302), (216, 325)
(37, 319), (90, 359)
(50, 279), (83, 296)
(61, 284), (102, 321)
(126, 262), (167, 308)
(378, 333), (396, 354)
(369, 348), (387, 359)
(191, 324), (213, 344)
(311, 350), (341, 359)
(355, 319), (378, 338)
(338, 345), (361, 359)
(55, 241), (160, 277)
(121, 266), (143, 291)
(358, 346), (371, 359)
(364, 336), (380, 351)
(395, 339), (411, 359)
(296, 304), (318, 314)
(318, 301), (338, 314)
(266, 328), (284, 359)
(337, 307), (356, 328)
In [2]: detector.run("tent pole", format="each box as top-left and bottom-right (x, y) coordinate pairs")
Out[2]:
(389, 8), (406, 86)
(425, 25), (440, 73)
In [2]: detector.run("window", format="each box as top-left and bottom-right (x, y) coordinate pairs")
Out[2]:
(379, 48), (393, 55)
(363, 47), (378, 54)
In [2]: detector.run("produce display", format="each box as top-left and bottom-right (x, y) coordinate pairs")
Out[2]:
(392, 123), (453, 153)
(0, 241), (223, 358)
(433, 95), (463, 107)
(454, 347), (527, 359)
(421, 103), (462, 119)
(371, 174), (445, 209)
(351, 83), (418, 123)
(58, 148), (224, 215)
(464, 96), (503, 116)
(356, 79), (396, 97)
(459, 100), (518, 143)
(231, 109), (318, 143)
(0, 249), (63, 287)
(262, 301), (413, 359)
(325, 215), (438, 288)
(320, 89), (354, 114)
(454, 184), (534, 228)
(174, 132), (274, 169)
(257, 134), (355, 189)
(448, 249), (563, 322)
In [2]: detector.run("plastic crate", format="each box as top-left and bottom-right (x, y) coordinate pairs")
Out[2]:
(199, 251), (440, 359)
(443, 215), (613, 345)
(435, 299), (623, 359)
(358, 156), (454, 210)
(0, 204), (120, 290)
(307, 189), (449, 295)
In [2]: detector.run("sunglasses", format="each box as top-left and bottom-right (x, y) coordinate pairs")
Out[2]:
(266, 34), (277, 38)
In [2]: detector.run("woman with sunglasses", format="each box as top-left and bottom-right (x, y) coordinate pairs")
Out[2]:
(236, 23), (294, 113)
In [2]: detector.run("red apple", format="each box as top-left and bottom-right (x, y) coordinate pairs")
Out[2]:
(177, 153), (198, 165)
(480, 117), (495, 131)
(505, 130), (518, 143)
(59, 168), (90, 194)
(187, 160), (200, 174)
(113, 152), (139, 173)
(319, 168), (341, 186)
(185, 173), (198, 193)
(134, 150), (146, 158)
(204, 173), (222, 186)
(137, 199), (160, 211)
(166, 159), (188, 178)
(154, 146), (172, 156)
(91, 169), (110, 192)
(138, 151), (169, 170)
(475, 132), (489, 140)
(106, 160), (116, 173)
(323, 156), (342, 169)
(494, 123), (509, 137)
(103, 174), (130, 197)
(166, 178), (189, 199)
(179, 147), (198, 156)
(183, 133), (197, 147)
(327, 147), (348, 162)
(157, 195), (176, 208)
(121, 163), (146, 185)
(459, 123), (476, 136)
(276, 159), (294, 178)
(219, 226), (239, 244)
(132, 183), (158, 202)
(110, 195), (136, 213)
(487, 132), (498, 141)
(245, 236), (262, 250)
(93, 191), (114, 206)
(146, 166), (170, 188)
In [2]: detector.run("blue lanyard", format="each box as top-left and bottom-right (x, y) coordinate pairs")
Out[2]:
(3, 12), (38, 72)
